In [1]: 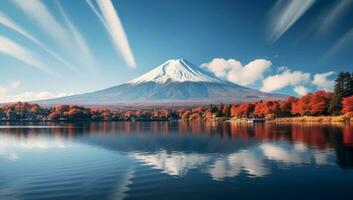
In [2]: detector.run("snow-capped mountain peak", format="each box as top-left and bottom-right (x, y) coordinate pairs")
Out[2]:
(39, 59), (286, 105)
(128, 59), (224, 84)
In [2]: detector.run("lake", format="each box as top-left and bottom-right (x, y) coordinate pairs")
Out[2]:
(0, 121), (352, 200)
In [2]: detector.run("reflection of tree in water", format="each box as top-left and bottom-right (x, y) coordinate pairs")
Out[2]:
(332, 126), (353, 169)
(1, 121), (352, 168)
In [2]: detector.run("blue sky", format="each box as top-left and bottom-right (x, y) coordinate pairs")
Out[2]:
(0, 0), (353, 102)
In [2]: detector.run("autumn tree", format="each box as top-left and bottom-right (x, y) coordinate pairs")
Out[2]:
(204, 111), (213, 120)
(329, 72), (353, 114)
(342, 96), (353, 114)
(292, 94), (311, 116)
(48, 112), (60, 120)
(181, 111), (192, 120)
(280, 97), (297, 117)
(230, 105), (238, 117)
(254, 101), (280, 117)
(236, 103), (255, 118)
(55, 105), (70, 113)
(309, 91), (331, 116)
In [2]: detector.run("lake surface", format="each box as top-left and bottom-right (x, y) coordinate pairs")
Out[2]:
(0, 121), (352, 200)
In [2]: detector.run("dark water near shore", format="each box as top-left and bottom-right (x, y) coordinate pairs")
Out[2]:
(0, 121), (353, 200)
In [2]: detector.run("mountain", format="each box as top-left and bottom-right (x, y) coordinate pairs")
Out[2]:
(40, 59), (286, 105)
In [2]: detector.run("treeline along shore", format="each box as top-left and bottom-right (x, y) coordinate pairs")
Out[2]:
(0, 72), (352, 123)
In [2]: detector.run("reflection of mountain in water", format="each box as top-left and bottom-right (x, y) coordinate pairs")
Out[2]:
(1, 122), (353, 200)
(1, 121), (352, 171)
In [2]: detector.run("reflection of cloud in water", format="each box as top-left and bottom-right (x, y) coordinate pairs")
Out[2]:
(313, 151), (333, 165)
(131, 142), (335, 181)
(261, 143), (334, 165)
(130, 151), (209, 177)
(0, 135), (71, 160)
(261, 143), (310, 164)
(209, 150), (269, 181)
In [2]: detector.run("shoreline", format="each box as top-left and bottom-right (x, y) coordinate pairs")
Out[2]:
(0, 117), (352, 123)
(223, 115), (353, 123)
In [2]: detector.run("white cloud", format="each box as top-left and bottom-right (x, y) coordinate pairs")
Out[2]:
(319, 0), (353, 34)
(0, 91), (72, 103)
(0, 80), (72, 103)
(267, 0), (316, 42)
(312, 71), (335, 90)
(56, 1), (96, 69)
(201, 58), (271, 85)
(96, 0), (136, 68)
(324, 27), (353, 60)
(0, 11), (75, 72)
(11, 0), (70, 49)
(86, 0), (109, 29)
(260, 69), (310, 92)
(0, 36), (55, 75)
(293, 85), (309, 96)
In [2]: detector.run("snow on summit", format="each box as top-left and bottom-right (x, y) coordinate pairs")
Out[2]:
(128, 59), (224, 84)
(39, 58), (287, 105)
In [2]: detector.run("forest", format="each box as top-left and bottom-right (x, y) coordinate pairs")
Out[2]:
(0, 72), (352, 122)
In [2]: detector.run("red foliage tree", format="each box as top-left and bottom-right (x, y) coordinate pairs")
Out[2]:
(254, 101), (280, 117)
(342, 96), (353, 114)
(236, 103), (255, 118)
(55, 105), (70, 113)
(280, 97), (297, 116)
(309, 91), (331, 115)
(204, 111), (213, 120)
(291, 94), (311, 115)
(48, 112), (60, 120)
(230, 105), (238, 117)
(181, 111), (192, 120)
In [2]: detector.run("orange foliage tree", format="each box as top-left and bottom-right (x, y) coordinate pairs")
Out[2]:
(280, 97), (297, 116)
(309, 91), (331, 115)
(342, 96), (353, 114)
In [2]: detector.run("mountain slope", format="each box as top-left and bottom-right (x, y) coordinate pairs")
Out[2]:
(40, 59), (286, 105)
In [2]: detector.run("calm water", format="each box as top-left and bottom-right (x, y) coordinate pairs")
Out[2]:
(0, 121), (353, 200)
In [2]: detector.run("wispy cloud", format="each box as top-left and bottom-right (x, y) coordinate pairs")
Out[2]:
(319, 0), (353, 34)
(324, 27), (353, 59)
(11, 0), (71, 49)
(56, 1), (96, 69)
(0, 35), (55, 75)
(267, 0), (316, 43)
(95, 0), (136, 68)
(0, 11), (76, 72)
(86, 0), (109, 29)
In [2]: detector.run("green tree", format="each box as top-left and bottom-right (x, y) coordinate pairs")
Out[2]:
(329, 72), (353, 115)
(216, 104), (224, 117)
(225, 104), (231, 118)
(211, 104), (218, 113)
